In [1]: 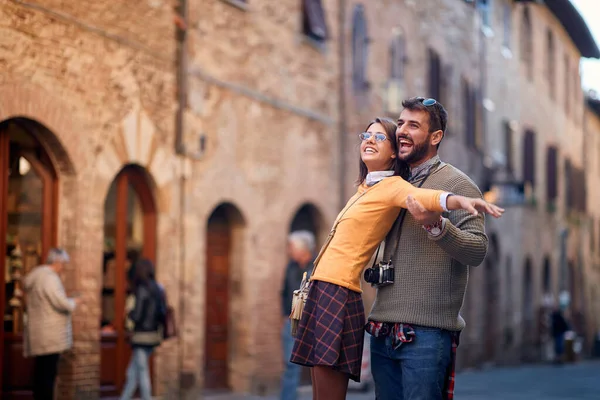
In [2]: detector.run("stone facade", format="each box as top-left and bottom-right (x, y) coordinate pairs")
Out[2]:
(1, 0), (599, 398)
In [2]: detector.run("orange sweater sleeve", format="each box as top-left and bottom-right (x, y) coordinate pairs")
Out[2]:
(390, 177), (445, 212)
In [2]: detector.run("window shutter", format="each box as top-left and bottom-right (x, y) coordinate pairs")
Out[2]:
(351, 5), (368, 92)
(428, 49), (441, 100)
(303, 0), (328, 41)
(523, 130), (536, 188)
(546, 146), (557, 202)
(390, 33), (405, 80)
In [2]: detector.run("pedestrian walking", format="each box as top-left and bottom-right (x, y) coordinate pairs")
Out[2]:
(120, 258), (165, 400)
(23, 248), (80, 400)
(289, 116), (504, 400)
(280, 231), (315, 400)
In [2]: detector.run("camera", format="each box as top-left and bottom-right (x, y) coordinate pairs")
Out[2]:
(363, 260), (394, 287)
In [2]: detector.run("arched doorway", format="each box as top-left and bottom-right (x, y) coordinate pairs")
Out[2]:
(100, 165), (156, 397)
(522, 257), (534, 361)
(289, 203), (324, 244)
(0, 118), (59, 399)
(483, 234), (500, 362)
(205, 203), (245, 390)
(288, 203), (324, 384)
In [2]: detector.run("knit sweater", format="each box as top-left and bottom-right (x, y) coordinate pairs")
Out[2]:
(311, 177), (445, 293)
(368, 162), (488, 332)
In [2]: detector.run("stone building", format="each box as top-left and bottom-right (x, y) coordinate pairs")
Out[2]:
(461, 0), (600, 367)
(1, 0), (600, 399)
(0, 0), (340, 398)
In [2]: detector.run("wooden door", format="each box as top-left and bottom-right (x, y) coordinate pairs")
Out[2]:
(1, 120), (57, 399)
(204, 211), (231, 390)
(100, 167), (156, 397)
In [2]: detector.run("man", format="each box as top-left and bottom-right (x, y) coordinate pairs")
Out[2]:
(550, 306), (570, 364)
(23, 248), (80, 400)
(367, 97), (488, 400)
(280, 230), (315, 400)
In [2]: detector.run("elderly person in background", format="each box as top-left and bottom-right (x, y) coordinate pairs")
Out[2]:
(280, 230), (316, 400)
(23, 247), (80, 400)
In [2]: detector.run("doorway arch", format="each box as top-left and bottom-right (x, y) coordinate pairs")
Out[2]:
(289, 203), (325, 244)
(0, 118), (61, 398)
(100, 164), (157, 397)
(204, 203), (246, 390)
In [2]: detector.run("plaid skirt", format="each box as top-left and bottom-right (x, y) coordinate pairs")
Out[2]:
(290, 280), (365, 382)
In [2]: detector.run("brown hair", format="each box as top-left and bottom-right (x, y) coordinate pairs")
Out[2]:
(132, 258), (156, 287)
(401, 97), (448, 147)
(356, 117), (409, 185)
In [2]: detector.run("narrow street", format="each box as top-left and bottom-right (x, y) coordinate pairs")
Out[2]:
(204, 360), (600, 400)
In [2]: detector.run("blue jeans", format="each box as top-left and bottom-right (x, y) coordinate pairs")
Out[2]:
(120, 346), (153, 400)
(280, 319), (301, 400)
(370, 326), (452, 400)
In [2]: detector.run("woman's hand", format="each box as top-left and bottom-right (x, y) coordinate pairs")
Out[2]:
(447, 195), (504, 218)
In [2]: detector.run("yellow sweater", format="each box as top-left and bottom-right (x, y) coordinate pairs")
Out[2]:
(311, 177), (445, 293)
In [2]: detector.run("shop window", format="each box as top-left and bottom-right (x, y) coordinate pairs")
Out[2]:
(302, 0), (328, 42)
(1, 119), (57, 336)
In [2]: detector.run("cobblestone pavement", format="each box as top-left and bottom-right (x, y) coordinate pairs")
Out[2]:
(203, 360), (600, 399)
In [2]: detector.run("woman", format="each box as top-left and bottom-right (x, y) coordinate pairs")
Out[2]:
(120, 258), (165, 400)
(289, 117), (503, 399)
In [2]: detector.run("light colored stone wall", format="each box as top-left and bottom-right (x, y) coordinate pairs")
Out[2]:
(0, 0), (180, 398)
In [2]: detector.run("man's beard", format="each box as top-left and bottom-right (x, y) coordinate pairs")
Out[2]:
(399, 139), (431, 166)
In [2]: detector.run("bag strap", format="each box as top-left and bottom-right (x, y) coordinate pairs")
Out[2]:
(308, 190), (369, 280)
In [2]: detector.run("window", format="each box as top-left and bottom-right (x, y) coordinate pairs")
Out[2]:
(463, 79), (477, 149)
(351, 4), (369, 92)
(428, 48), (441, 100)
(503, 2), (512, 49)
(565, 158), (572, 210)
(302, 0), (328, 42)
(564, 55), (570, 116)
(546, 30), (555, 99)
(520, 6), (533, 80)
(523, 130), (536, 189)
(389, 30), (405, 80)
(503, 120), (514, 174)
(479, 0), (493, 28)
(546, 146), (558, 203)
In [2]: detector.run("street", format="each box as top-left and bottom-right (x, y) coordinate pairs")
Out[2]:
(204, 360), (600, 400)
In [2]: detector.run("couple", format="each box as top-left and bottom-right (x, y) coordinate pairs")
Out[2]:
(289, 97), (503, 399)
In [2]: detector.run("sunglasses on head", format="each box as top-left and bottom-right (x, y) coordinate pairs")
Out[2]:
(419, 97), (437, 106)
(359, 132), (388, 142)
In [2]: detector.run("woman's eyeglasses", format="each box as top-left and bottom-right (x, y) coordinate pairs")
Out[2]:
(359, 132), (388, 142)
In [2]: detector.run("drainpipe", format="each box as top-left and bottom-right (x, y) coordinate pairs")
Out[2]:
(338, 0), (347, 209)
(174, 0), (193, 396)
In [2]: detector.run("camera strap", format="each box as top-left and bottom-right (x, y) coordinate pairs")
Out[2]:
(371, 162), (441, 267)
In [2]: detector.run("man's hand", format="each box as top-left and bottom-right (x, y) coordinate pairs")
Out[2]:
(406, 196), (443, 225)
(447, 195), (504, 218)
